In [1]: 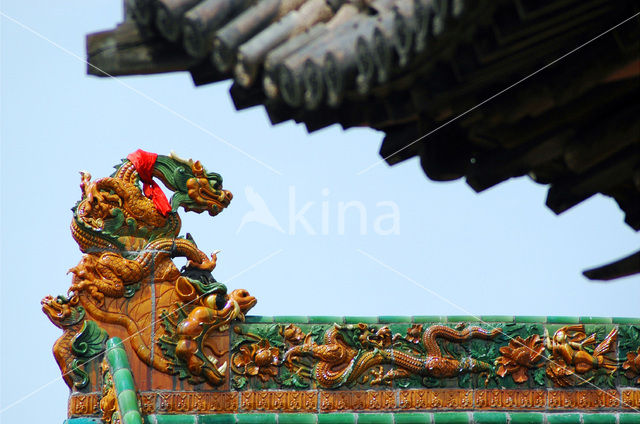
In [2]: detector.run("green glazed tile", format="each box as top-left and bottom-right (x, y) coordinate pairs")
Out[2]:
(317, 413), (356, 424)
(106, 337), (124, 350)
(433, 412), (469, 423)
(117, 389), (139, 415)
(580, 316), (613, 324)
(106, 348), (131, 372)
(122, 410), (143, 424)
(413, 316), (445, 323)
(613, 317), (640, 324)
(278, 414), (316, 424)
(344, 316), (378, 324)
(546, 414), (581, 424)
(273, 316), (309, 323)
(236, 414), (276, 424)
(199, 415), (237, 424)
(547, 316), (580, 324)
(113, 368), (136, 393)
(514, 316), (546, 323)
(244, 316), (274, 323)
(446, 316), (480, 323)
(154, 415), (196, 424)
(583, 414), (616, 424)
(357, 414), (393, 424)
(472, 412), (507, 424)
(378, 316), (412, 323)
(480, 316), (514, 323)
(394, 413), (431, 424)
(65, 419), (103, 424)
(620, 413), (640, 424)
(308, 316), (344, 324)
(508, 413), (543, 424)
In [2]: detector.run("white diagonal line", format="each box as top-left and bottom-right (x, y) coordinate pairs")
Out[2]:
(0, 10), (283, 176)
(357, 12), (640, 175)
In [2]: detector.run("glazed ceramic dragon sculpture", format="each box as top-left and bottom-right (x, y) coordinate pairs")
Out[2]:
(42, 150), (256, 388)
(284, 323), (502, 389)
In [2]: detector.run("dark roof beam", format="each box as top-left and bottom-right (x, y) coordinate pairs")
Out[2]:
(419, 124), (471, 181)
(610, 178), (640, 231)
(379, 123), (423, 165)
(583, 249), (640, 281)
(546, 145), (639, 215)
(466, 131), (569, 192)
(564, 102), (640, 175)
(87, 21), (199, 77)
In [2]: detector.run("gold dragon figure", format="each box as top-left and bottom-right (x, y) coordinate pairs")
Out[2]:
(43, 150), (256, 388)
(282, 323), (501, 389)
(41, 295), (87, 388)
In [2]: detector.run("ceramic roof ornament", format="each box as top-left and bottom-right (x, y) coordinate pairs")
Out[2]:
(43, 150), (255, 394)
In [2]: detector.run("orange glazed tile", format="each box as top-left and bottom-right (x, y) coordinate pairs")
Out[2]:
(475, 390), (546, 409)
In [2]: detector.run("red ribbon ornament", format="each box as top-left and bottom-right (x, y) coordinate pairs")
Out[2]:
(127, 149), (172, 216)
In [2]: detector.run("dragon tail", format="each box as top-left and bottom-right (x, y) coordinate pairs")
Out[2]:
(423, 325), (502, 356)
(458, 356), (493, 374)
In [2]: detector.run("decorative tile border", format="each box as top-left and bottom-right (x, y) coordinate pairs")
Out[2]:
(473, 390), (546, 409)
(548, 390), (620, 409)
(241, 391), (316, 412)
(68, 389), (640, 415)
(63, 412), (640, 424)
(243, 316), (640, 325)
(320, 391), (397, 411)
(155, 392), (239, 414)
(68, 393), (101, 417)
(622, 389), (640, 409)
(67, 317), (640, 421)
(397, 390), (473, 410)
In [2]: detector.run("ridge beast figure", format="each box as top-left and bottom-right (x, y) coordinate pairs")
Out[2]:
(42, 150), (256, 389)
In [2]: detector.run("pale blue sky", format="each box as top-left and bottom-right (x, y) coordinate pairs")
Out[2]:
(1, 2), (638, 423)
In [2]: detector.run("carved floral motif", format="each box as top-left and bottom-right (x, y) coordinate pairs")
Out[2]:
(623, 348), (640, 384)
(283, 324), (306, 345)
(232, 339), (281, 382)
(495, 335), (545, 383)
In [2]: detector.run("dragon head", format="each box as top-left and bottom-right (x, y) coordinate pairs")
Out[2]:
(41, 294), (85, 329)
(228, 288), (257, 316)
(154, 152), (233, 217)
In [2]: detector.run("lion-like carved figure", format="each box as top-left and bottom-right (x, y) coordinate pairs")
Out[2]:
(43, 150), (255, 388)
(42, 295), (87, 388)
